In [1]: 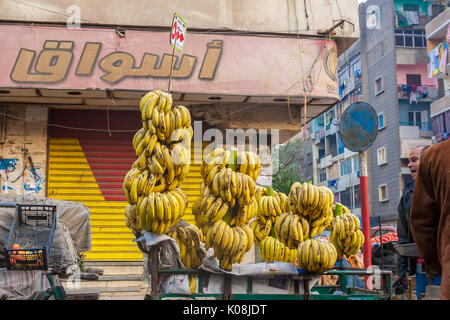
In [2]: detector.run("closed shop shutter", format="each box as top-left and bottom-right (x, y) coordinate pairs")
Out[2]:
(47, 109), (202, 261)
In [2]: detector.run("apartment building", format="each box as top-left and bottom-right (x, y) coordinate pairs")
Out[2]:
(426, 1), (450, 143)
(306, 40), (363, 217)
(359, 0), (440, 224)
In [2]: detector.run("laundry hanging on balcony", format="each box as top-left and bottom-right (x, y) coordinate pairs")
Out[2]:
(409, 89), (417, 104)
(399, 85), (429, 101)
(395, 10), (419, 27)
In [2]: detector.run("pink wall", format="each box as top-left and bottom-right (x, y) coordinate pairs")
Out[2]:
(397, 63), (438, 88)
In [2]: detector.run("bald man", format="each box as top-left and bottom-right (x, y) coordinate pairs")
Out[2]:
(393, 146), (427, 294)
(410, 140), (450, 300)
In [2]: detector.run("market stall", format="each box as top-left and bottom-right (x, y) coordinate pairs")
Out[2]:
(0, 196), (92, 299)
(119, 89), (392, 300)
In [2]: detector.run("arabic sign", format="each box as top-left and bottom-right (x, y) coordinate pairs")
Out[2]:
(170, 13), (187, 53)
(0, 25), (338, 98)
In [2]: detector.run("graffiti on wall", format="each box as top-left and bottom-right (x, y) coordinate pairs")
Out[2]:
(0, 156), (45, 194)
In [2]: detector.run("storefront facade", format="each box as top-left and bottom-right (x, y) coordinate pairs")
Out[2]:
(0, 2), (358, 261)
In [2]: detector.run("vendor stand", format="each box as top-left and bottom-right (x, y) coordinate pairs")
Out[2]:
(0, 196), (92, 300)
(136, 230), (392, 301)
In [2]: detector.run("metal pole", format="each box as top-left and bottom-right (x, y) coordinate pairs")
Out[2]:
(379, 216), (384, 268)
(359, 150), (372, 269)
(168, 45), (176, 94)
(303, 93), (307, 140)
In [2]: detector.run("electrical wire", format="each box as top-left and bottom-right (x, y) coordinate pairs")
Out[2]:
(0, 101), (268, 133)
(4, 0), (337, 133)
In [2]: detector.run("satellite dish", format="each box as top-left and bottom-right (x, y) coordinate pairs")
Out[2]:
(338, 102), (378, 152)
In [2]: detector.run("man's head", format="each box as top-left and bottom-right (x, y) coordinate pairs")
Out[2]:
(408, 146), (428, 181)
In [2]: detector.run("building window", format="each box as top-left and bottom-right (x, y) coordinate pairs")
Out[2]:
(354, 185), (361, 208)
(340, 158), (352, 176)
(395, 29), (426, 48)
(353, 156), (359, 173)
(406, 74), (422, 87)
(403, 4), (419, 13)
(349, 57), (362, 78)
(378, 112), (385, 130)
(377, 147), (387, 165)
(340, 187), (352, 209)
(378, 184), (388, 202)
(318, 168), (327, 183)
(374, 76), (383, 95)
(408, 111), (428, 130)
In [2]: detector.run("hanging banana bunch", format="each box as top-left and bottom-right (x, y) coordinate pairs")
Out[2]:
(193, 148), (260, 271)
(167, 224), (205, 294)
(250, 187), (288, 246)
(123, 90), (192, 235)
(297, 239), (338, 273)
(167, 224), (205, 270)
(329, 205), (364, 260)
(274, 212), (310, 249)
(259, 236), (297, 263)
(204, 221), (255, 270)
(287, 182), (334, 238)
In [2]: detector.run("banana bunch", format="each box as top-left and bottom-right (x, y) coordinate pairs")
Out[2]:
(140, 90), (192, 144)
(192, 188), (230, 230)
(288, 182), (334, 217)
(297, 239), (338, 273)
(250, 190), (288, 245)
(259, 236), (297, 263)
(257, 193), (288, 223)
(330, 213), (364, 259)
(123, 90), (192, 236)
(193, 147), (260, 270)
(274, 212), (310, 249)
(137, 188), (188, 234)
(255, 185), (267, 200)
(209, 167), (256, 207)
(130, 127), (191, 191)
(236, 150), (261, 181)
(125, 203), (141, 233)
(167, 224), (205, 270)
(309, 206), (335, 238)
(229, 197), (258, 226)
(250, 218), (272, 246)
(204, 220), (254, 271)
(287, 182), (334, 237)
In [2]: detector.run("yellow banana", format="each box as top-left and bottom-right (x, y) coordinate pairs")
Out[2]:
(155, 193), (164, 221)
(132, 128), (146, 151)
(146, 192), (156, 230)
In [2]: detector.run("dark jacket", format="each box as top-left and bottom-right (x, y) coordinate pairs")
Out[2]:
(396, 181), (416, 278)
(397, 181), (415, 242)
(410, 140), (450, 300)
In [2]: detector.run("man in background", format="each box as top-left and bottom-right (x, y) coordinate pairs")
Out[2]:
(393, 146), (427, 296)
(410, 140), (449, 300)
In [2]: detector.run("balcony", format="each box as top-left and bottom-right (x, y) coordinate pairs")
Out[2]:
(431, 95), (450, 118)
(399, 121), (433, 133)
(426, 7), (450, 40)
(397, 84), (439, 101)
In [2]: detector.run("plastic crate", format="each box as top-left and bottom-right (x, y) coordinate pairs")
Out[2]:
(4, 204), (57, 270)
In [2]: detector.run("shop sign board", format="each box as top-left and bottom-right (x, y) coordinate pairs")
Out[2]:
(0, 25), (338, 99)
